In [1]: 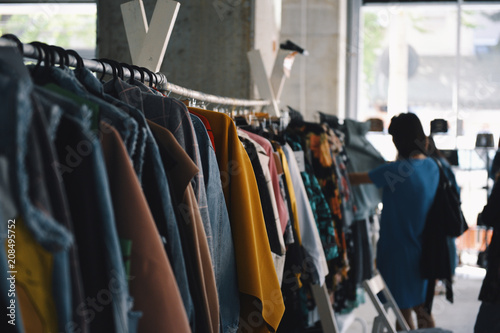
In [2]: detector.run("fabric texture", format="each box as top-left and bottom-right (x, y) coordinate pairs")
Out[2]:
(35, 84), (132, 332)
(239, 133), (286, 284)
(282, 144), (329, 286)
(286, 135), (339, 263)
(100, 120), (190, 332)
(148, 120), (219, 333)
(241, 130), (290, 235)
(101, 78), (197, 327)
(190, 113), (240, 332)
(104, 79), (214, 261)
(189, 108), (284, 333)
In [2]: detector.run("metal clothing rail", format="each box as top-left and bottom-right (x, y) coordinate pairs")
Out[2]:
(0, 37), (271, 108)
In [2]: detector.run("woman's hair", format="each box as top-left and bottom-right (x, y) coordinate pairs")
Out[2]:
(388, 113), (427, 159)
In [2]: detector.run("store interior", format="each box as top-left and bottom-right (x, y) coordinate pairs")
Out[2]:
(1, 0), (499, 332)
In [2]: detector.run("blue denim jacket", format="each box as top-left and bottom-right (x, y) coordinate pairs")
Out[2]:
(76, 69), (147, 181)
(190, 114), (239, 332)
(33, 85), (134, 332)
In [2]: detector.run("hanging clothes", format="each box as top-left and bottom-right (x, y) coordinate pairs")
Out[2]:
(79, 69), (197, 328)
(147, 120), (219, 333)
(100, 120), (190, 332)
(238, 130), (286, 284)
(188, 107), (285, 333)
(240, 129), (290, 235)
(342, 119), (385, 221)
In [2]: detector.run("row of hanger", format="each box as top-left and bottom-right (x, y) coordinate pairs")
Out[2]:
(2, 33), (161, 88)
(2, 33), (290, 129)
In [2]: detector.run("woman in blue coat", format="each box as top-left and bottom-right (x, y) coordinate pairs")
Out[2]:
(349, 113), (439, 330)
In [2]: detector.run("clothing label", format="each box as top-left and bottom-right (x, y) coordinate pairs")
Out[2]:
(273, 152), (284, 175)
(294, 151), (306, 172)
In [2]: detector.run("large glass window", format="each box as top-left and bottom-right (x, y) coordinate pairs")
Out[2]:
(0, 3), (97, 58)
(357, 3), (500, 229)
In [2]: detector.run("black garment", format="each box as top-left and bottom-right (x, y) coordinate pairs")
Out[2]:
(240, 137), (282, 255)
(490, 149), (500, 181)
(56, 116), (116, 332)
(477, 180), (500, 304)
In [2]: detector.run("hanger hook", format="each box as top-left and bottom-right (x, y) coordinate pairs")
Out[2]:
(120, 62), (135, 83)
(28, 42), (44, 74)
(2, 34), (23, 54)
(30, 42), (52, 73)
(50, 45), (67, 68)
(99, 58), (118, 80)
(66, 49), (84, 71)
(131, 65), (145, 83)
(92, 58), (106, 81)
(153, 72), (159, 88)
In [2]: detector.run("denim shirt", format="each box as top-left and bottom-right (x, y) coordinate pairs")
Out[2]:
(76, 69), (147, 181)
(190, 114), (240, 332)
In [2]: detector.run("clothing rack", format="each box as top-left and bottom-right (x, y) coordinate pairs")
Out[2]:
(0, 37), (270, 108)
(1, 35), (346, 333)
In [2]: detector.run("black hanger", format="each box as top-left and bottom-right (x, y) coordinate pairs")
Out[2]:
(28, 42), (44, 74)
(120, 63), (136, 84)
(66, 49), (84, 71)
(131, 65), (145, 83)
(92, 58), (107, 82)
(153, 71), (159, 88)
(98, 58), (118, 81)
(30, 41), (52, 73)
(1, 34), (23, 54)
(140, 66), (155, 88)
(115, 61), (125, 80)
(106, 59), (123, 80)
(49, 45), (68, 68)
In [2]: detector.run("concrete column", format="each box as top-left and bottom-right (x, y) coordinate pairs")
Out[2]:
(97, 0), (280, 100)
(280, 0), (348, 121)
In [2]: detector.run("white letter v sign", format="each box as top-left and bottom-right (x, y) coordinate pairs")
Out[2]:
(121, 0), (180, 72)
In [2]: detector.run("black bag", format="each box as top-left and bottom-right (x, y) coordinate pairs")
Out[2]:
(421, 157), (469, 313)
(427, 158), (468, 238)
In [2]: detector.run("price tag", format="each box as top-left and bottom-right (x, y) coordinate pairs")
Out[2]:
(294, 150), (306, 172)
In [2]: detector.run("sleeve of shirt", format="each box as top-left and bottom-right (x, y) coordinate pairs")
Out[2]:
(368, 162), (396, 188)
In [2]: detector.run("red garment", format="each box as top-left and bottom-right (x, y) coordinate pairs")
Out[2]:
(189, 109), (216, 153)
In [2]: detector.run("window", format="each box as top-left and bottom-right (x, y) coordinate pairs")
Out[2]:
(0, 3), (97, 58)
(355, 2), (500, 229)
